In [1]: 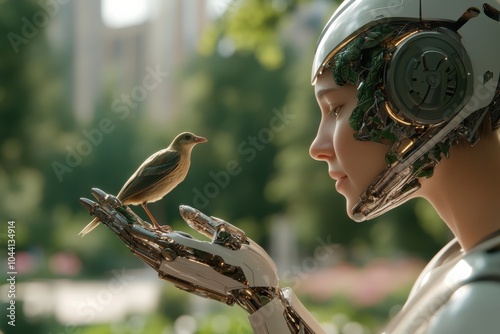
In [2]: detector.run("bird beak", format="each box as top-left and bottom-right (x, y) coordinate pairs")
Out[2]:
(194, 135), (208, 143)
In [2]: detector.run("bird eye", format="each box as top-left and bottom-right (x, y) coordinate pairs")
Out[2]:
(185, 134), (192, 140)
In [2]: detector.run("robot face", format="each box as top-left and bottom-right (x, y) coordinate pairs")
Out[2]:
(311, 0), (500, 220)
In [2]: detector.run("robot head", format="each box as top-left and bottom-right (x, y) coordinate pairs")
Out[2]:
(311, 0), (500, 221)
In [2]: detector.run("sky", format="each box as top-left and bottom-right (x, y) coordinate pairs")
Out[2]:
(101, 0), (152, 28)
(101, 0), (230, 28)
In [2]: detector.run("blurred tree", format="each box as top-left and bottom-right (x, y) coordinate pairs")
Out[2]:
(0, 0), (77, 266)
(0, 0), (142, 277)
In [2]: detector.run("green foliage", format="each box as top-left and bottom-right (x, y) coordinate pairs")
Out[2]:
(199, 0), (310, 70)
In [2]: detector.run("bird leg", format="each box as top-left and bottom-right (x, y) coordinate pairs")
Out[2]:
(141, 203), (172, 233)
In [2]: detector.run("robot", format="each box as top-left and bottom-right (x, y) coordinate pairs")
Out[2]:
(80, 188), (324, 333)
(81, 0), (500, 332)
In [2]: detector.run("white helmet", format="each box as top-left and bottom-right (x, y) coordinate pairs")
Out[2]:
(311, 0), (500, 221)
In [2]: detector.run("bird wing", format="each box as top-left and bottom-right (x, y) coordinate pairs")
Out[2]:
(118, 149), (181, 202)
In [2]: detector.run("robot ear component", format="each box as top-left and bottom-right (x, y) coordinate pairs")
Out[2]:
(384, 29), (473, 125)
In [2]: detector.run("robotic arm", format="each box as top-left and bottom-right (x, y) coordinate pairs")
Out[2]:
(80, 188), (325, 334)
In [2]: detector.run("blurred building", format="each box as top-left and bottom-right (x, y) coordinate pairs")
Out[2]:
(50, 0), (214, 123)
(43, 0), (331, 124)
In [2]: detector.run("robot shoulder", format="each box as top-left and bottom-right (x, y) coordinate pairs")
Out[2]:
(426, 281), (500, 334)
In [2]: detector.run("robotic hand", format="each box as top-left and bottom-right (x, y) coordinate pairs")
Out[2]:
(80, 188), (325, 334)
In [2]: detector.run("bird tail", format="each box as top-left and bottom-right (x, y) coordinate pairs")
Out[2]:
(79, 218), (100, 237)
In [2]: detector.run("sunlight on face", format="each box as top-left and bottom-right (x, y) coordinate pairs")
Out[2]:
(309, 70), (388, 219)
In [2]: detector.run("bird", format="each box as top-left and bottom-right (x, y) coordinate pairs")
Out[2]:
(79, 131), (207, 236)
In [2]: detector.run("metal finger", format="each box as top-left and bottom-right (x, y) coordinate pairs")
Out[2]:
(91, 187), (122, 208)
(79, 197), (112, 222)
(179, 205), (249, 250)
(179, 205), (219, 239)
